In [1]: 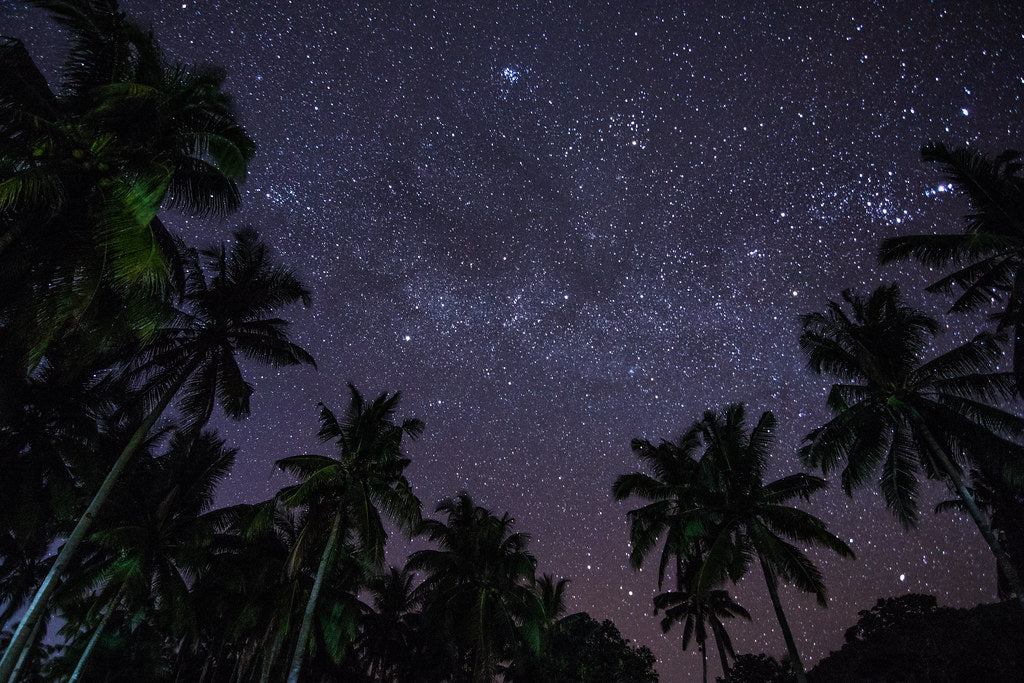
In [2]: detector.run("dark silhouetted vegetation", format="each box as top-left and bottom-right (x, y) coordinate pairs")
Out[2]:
(614, 405), (854, 683)
(3, 2), (1024, 681)
(807, 596), (1024, 682)
(717, 653), (794, 683)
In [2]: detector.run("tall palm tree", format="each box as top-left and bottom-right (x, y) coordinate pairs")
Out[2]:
(800, 284), (1024, 601)
(0, 228), (313, 678)
(177, 498), (305, 683)
(616, 405), (853, 683)
(613, 434), (750, 681)
(59, 428), (233, 682)
(409, 493), (542, 683)
(275, 385), (423, 683)
(0, 0), (255, 369)
(686, 405), (853, 683)
(653, 585), (749, 683)
(612, 434), (710, 591)
(879, 143), (1024, 392)
(0, 354), (124, 629)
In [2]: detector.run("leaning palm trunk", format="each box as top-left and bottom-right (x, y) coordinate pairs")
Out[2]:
(259, 629), (285, 683)
(0, 361), (197, 681)
(7, 610), (45, 683)
(760, 558), (807, 683)
(287, 513), (342, 683)
(69, 585), (126, 683)
(916, 422), (1024, 602)
(712, 624), (730, 678)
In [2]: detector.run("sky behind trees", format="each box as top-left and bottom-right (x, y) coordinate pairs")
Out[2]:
(6, 2), (1023, 677)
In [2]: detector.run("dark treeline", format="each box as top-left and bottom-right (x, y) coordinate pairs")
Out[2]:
(2, 2), (1024, 682)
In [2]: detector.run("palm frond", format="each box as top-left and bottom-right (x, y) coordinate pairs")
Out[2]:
(879, 427), (921, 529)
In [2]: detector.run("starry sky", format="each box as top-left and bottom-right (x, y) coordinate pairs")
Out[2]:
(6, 1), (1024, 678)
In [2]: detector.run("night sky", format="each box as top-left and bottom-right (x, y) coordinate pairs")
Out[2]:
(6, 2), (1024, 678)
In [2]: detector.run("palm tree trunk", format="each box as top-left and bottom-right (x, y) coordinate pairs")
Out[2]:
(917, 422), (1024, 602)
(699, 639), (708, 683)
(0, 361), (198, 682)
(712, 623), (730, 678)
(7, 610), (44, 683)
(69, 585), (126, 683)
(287, 513), (341, 683)
(259, 630), (285, 683)
(760, 558), (807, 683)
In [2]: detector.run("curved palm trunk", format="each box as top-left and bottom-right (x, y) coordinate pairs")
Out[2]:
(0, 361), (197, 681)
(7, 611), (44, 683)
(760, 558), (807, 683)
(917, 423), (1024, 602)
(69, 585), (126, 683)
(287, 513), (342, 683)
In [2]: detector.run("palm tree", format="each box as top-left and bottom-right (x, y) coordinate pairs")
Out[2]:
(0, 0), (254, 369)
(0, 354), (123, 628)
(502, 573), (571, 683)
(617, 405), (853, 683)
(176, 499), (306, 683)
(689, 405), (853, 683)
(800, 284), (1024, 601)
(613, 434), (751, 681)
(879, 143), (1024, 392)
(409, 493), (542, 683)
(0, 228), (313, 678)
(60, 429), (234, 682)
(612, 434), (710, 591)
(275, 385), (423, 683)
(358, 565), (422, 682)
(653, 585), (749, 683)
(935, 465), (1024, 601)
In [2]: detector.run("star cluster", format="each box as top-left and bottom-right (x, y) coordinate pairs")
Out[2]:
(7, 1), (1024, 677)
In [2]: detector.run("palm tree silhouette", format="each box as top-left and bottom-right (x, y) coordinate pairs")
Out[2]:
(502, 573), (571, 683)
(653, 584), (749, 683)
(800, 284), (1024, 600)
(62, 429), (234, 682)
(612, 434), (709, 590)
(879, 143), (1024, 391)
(935, 465), (1024, 601)
(409, 493), (541, 683)
(616, 405), (852, 683)
(0, 1), (254, 367)
(0, 228), (312, 678)
(687, 405), (852, 683)
(359, 565), (422, 681)
(275, 386), (423, 683)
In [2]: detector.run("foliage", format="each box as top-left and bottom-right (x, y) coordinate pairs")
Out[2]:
(544, 613), (659, 683)
(717, 653), (795, 683)
(800, 283), (1024, 600)
(5, 3), (1024, 682)
(409, 492), (541, 683)
(615, 405), (852, 682)
(808, 598), (1024, 682)
(0, 0), (255, 368)
(879, 143), (1024, 392)
(275, 387), (422, 681)
(936, 466), (1024, 600)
